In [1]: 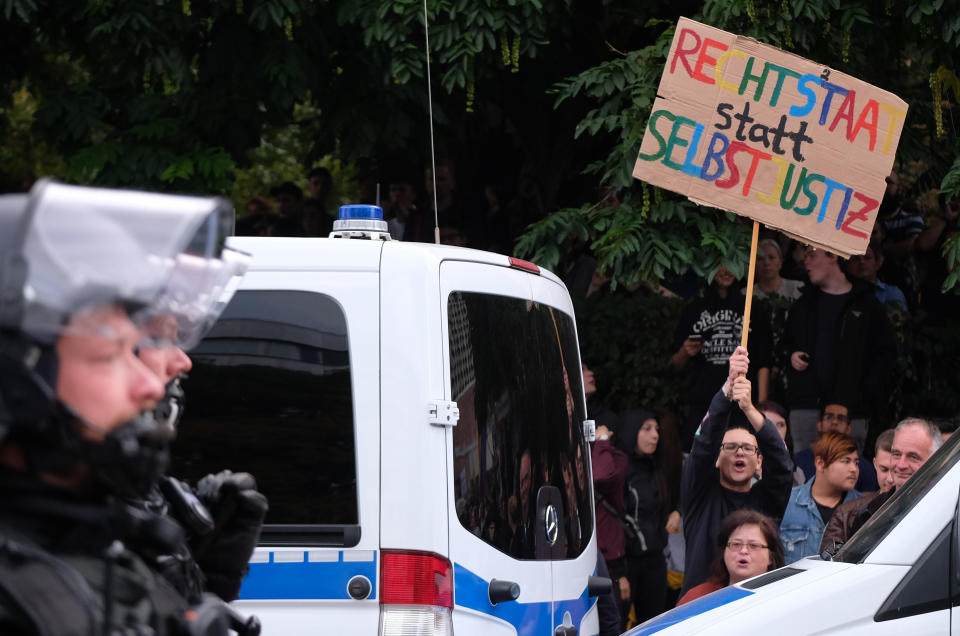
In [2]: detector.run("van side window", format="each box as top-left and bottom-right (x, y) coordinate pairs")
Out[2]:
(171, 290), (359, 544)
(448, 291), (593, 560)
(875, 522), (957, 621)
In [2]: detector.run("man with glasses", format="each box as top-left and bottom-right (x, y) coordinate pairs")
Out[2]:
(679, 346), (793, 596)
(794, 403), (878, 491)
(783, 244), (896, 455)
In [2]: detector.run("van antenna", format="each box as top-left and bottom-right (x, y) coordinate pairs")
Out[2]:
(423, 0), (440, 245)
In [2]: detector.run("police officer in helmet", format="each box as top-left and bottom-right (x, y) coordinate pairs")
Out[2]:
(134, 251), (269, 607)
(0, 180), (254, 635)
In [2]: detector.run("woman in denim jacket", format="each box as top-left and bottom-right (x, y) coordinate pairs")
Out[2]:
(780, 431), (862, 564)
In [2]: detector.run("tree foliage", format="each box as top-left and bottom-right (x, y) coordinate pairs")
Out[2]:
(515, 0), (960, 291)
(2, 0), (957, 293)
(0, 0), (589, 193)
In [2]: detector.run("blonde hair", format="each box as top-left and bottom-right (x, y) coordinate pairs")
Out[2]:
(758, 238), (783, 260)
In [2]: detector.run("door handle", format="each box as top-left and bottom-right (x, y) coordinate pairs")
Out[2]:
(488, 579), (521, 605)
(587, 575), (612, 598)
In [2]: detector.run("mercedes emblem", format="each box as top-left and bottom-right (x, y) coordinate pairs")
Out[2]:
(545, 504), (559, 545)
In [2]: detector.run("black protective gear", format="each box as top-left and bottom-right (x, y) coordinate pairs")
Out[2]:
(84, 412), (174, 500)
(192, 471), (269, 601)
(154, 374), (187, 437)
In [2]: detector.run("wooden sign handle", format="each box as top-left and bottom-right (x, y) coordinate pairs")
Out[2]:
(740, 220), (760, 350)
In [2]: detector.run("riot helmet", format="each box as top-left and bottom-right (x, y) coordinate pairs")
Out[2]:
(0, 179), (248, 498)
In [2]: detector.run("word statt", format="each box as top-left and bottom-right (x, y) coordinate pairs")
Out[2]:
(633, 17), (908, 257)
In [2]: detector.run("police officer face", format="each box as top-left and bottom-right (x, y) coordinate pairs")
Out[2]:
(140, 315), (193, 384)
(137, 345), (192, 383)
(56, 305), (165, 437)
(137, 314), (192, 383)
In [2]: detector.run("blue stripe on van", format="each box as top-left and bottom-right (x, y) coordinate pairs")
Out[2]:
(238, 551), (378, 600)
(622, 586), (754, 635)
(454, 563), (597, 635)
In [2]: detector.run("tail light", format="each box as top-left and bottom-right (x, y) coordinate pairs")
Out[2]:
(379, 549), (454, 636)
(508, 256), (540, 274)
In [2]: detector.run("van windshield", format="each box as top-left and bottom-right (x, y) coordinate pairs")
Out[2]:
(835, 429), (960, 563)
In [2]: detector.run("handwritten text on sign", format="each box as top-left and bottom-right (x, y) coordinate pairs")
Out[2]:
(632, 18), (908, 257)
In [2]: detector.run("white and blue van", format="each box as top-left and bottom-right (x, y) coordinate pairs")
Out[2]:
(625, 428), (960, 635)
(171, 207), (606, 635)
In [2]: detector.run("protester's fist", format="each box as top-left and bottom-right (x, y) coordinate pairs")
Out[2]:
(791, 351), (810, 371)
(595, 424), (612, 442)
(731, 376), (754, 410)
(727, 346), (750, 381)
(682, 338), (703, 357)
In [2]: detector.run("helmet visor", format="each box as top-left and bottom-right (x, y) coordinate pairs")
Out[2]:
(19, 180), (234, 342)
(137, 246), (250, 350)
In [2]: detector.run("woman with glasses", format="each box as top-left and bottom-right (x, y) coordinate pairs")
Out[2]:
(677, 509), (785, 605)
(779, 431), (863, 564)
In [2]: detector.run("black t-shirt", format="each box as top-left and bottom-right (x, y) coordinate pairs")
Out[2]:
(814, 290), (850, 398)
(816, 499), (838, 526)
(675, 290), (773, 406)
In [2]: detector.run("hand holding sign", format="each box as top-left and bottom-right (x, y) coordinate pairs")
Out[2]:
(634, 17), (907, 352)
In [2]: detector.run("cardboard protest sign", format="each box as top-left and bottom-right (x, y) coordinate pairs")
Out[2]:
(633, 17), (908, 257)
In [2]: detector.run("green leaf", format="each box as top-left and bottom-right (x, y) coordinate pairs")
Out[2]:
(161, 156), (195, 182)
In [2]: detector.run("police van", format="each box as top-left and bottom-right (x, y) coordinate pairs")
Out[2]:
(171, 206), (606, 635)
(625, 428), (960, 635)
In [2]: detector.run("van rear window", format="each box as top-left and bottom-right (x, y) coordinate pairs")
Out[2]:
(171, 290), (358, 543)
(448, 291), (593, 560)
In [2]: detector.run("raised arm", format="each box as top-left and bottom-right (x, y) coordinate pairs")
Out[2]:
(591, 439), (628, 499)
(682, 347), (747, 513)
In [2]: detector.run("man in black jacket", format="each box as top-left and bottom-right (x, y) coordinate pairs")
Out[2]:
(679, 346), (793, 596)
(784, 246), (897, 453)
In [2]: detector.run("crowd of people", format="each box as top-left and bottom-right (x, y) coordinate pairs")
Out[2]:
(587, 342), (953, 633)
(580, 171), (959, 633)
(235, 160), (524, 254)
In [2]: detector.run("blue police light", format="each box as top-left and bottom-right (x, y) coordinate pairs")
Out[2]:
(338, 205), (384, 221)
(331, 204), (390, 239)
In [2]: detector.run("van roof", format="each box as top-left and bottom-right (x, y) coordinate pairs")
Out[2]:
(226, 236), (563, 285)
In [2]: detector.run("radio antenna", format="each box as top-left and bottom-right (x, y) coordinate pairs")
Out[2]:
(423, 0), (440, 244)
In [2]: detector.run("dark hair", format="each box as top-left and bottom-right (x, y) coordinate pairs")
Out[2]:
(756, 399), (786, 421)
(308, 167), (331, 181)
(757, 399), (794, 458)
(722, 420), (759, 449)
(616, 409), (681, 521)
(709, 509), (785, 585)
(875, 428), (895, 455)
(272, 181), (303, 199)
(819, 401), (848, 418)
(933, 416), (959, 436)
